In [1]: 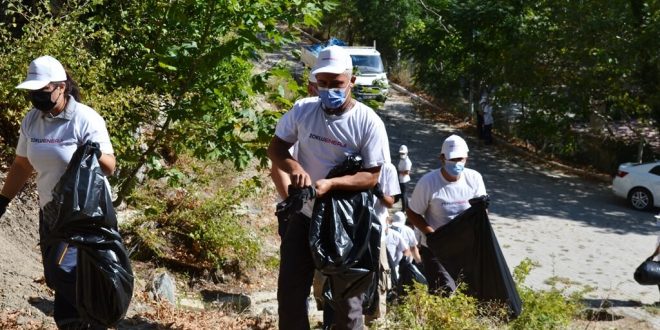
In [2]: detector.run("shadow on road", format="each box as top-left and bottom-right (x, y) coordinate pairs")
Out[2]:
(381, 92), (657, 236)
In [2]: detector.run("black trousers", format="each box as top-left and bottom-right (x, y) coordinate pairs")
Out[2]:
(399, 182), (408, 211)
(419, 245), (457, 295)
(484, 124), (493, 144)
(39, 212), (107, 330)
(278, 213), (364, 330)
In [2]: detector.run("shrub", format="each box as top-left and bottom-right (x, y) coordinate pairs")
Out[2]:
(509, 258), (585, 330)
(384, 258), (586, 330)
(122, 157), (264, 274)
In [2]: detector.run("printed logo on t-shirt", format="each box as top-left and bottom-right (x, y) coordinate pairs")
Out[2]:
(308, 133), (347, 147)
(31, 137), (64, 144)
(441, 200), (468, 207)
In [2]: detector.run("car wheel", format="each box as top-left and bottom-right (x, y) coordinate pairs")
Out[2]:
(628, 187), (654, 211)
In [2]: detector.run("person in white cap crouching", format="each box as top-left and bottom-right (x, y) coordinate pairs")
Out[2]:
(406, 134), (487, 295)
(0, 55), (115, 329)
(268, 45), (390, 330)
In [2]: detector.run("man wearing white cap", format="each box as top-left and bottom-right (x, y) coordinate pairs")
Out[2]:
(267, 45), (390, 329)
(0, 55), (115, 329)
(406, 134), (486, 294)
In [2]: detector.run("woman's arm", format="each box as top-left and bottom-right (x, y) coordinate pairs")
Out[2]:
(98, 153), (116, 176)
(0, 156), (34, 199)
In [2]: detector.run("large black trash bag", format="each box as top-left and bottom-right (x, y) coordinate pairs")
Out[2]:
(309, 155), (381, 312)
(634, 257), (660, 285)
(42, 141), (134, 327)
(426, 196), (522, 318)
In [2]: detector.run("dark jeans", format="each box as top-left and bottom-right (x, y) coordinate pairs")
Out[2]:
(278, 213), (364, 330)
(419, 245), (457, 295)
(484, 124), (493, 144)
(399, 182), (408, 211)
(476, 113), (484, 139)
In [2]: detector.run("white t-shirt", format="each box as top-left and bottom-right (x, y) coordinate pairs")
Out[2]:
(16, 96), (113, 208)
(374, 162), (401, 230)
(398, 156), (412, 183)
(391, 223), (418, 249)
(409, 168), (486, 246)
(386, 228), (409, 267)
(483, 104), (494, 125)
(275, 97), (390, 216)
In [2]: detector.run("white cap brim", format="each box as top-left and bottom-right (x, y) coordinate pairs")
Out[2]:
(16, 79), (50, 90)
(445, 150), (468, 159)
(312, 65), (348, 75)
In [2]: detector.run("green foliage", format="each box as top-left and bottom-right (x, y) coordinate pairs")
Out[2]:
(266, 63), (309, 109)
(385, 283), (488, 330)
(0, 0), (327, 203)
(385, 258), (586, 330)
(510, 258), (585, 330)
(395, 0), (659, 161)
(122, 171), (263, 271)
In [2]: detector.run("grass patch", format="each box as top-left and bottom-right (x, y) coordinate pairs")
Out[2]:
(121, 155), (265, 277)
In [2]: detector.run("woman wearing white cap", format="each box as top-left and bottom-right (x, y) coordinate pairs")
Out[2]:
(0, 55), (115, 329)
(406, 134), (486, 294)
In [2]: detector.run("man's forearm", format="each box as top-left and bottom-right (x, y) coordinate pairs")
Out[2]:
(380, 195), (395, 208)
(406, 208), (433, 234)
(327, 171), (378, 191)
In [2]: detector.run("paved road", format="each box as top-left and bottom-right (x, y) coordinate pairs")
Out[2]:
(379, 90), (660, 312)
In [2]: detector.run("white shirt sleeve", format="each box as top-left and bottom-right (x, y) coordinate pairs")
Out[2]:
(408, 175), (429, 216)
(381, 163), (401, 196)
(360, 116), (390, 169)
(16, 125), (27, 157)
(474, 172), (487, 197)
(82, 112), (114, 154)
(274, 104), (300, 144)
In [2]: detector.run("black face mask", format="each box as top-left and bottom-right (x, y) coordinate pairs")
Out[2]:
(29, 90), (57, 112)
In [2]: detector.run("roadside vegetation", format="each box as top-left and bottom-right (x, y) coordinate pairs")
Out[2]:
(121, 153), (266, 275)
(312, 0), (660, 170)
(0, 1), (657, 329)
(383, 258), (587, 330)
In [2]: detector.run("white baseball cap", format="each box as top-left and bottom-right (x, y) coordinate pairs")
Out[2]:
(308, 72), (317, 83)
(16, 56), (67, 90)
(399, 145), (408, 154)
(441, 135), (469, 159)
(311, 46), (353, 76)
(391, 211), (406, 226)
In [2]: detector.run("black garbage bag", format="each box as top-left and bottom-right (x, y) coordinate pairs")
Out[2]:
(398, 257), (428, 289)
(634, 257), (660, 285)
(275, 186), (316, 237)
(41, 141), (133, 327)
(426, 196), (522, 318)
(309, 155), (381, 312)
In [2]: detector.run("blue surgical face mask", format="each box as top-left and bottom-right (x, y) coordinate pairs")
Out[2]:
(318, 85), (348, 111)
(444, 160), (465, 177)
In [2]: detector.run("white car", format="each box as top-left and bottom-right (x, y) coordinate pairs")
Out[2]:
(612, 161), (660, 211)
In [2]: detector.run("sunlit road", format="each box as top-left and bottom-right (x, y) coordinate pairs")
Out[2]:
(380, 89), (659, 308)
